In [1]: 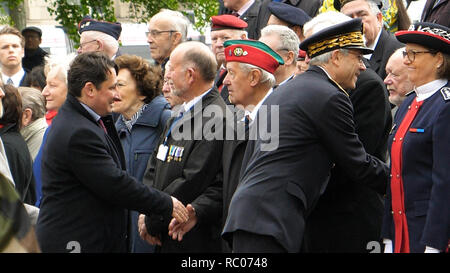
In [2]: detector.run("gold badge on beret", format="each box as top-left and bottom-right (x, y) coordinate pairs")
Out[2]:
(233, 47), (244, 56)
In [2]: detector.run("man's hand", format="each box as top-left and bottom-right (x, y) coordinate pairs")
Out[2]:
(168, 204), (197, 241)
(171, 196), (189, 223)
(138, 214), (161, 246)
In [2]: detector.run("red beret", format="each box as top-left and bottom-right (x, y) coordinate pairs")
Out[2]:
(211, 15), (248, 31)
(224, 40), (284, 74)
(298, 50), (306, 59)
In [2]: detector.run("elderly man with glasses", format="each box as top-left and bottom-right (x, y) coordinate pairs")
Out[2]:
(146, 9), (190, 76)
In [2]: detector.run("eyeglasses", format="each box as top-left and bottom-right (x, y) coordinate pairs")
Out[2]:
(146, 30), (176, 37)
(402, 50), (436, 62)
(79, 39), (97, 49)
(347, 51), (365, 64)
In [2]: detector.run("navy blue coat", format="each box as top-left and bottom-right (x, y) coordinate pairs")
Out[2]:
(115, 95), (171, 253)
(36, 94), (173, 253)
(222, 66), (389, 252)
(382, 82), (450, 252)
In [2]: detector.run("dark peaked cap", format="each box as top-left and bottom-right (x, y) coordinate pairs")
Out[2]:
(22, 26), (43, 38)
(300, 18), (373, 58)
(78, 16), (122, 40)
(211, 15), (248, 31)
(267, 2), (311, 27)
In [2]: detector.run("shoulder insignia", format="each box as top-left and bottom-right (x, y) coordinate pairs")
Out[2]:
(440, 87), (450, 101)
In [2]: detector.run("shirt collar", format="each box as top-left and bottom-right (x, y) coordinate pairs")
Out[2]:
(236, 0), (255, 16)
(278, 74), (295, 87)
(244, 87), (273, 123)
(182, 88), (212, 113)
(415, 79), (448, 102)
(79, 102), (102, 122)
(2, 69), (25, 87)
(364, 27), (382, 60)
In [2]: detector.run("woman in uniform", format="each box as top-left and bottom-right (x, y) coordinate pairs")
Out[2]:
(382, 22), (450, 253)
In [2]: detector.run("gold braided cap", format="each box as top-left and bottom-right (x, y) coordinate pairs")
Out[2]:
(307, 31), (365, 58)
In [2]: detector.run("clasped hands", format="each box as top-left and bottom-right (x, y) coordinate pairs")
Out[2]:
(138, 197), (197, 246)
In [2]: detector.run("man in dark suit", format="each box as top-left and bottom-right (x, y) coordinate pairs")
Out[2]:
(218, 0), (271, 39)
(338, 0), (404, 80)
(36, 52), (188, 253)
(301, 11), (393, 253)
(420, 0), (449, 27)
(222, 18), (389, 252)
(0, 26), (30, 87)
(165, 40), (284, 252)
(138, 41), (227, 253)
(210, 15), (248, 104)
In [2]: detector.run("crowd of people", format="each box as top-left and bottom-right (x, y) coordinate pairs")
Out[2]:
(0, 0), (449, 253)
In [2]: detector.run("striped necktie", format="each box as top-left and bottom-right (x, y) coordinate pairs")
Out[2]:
(6, 78), (13, 85)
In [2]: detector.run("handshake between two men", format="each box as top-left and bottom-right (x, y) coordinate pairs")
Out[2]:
(138, 199), (197, 246)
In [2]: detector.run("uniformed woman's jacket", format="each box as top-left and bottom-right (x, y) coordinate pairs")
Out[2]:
(382, 82), (450, 252)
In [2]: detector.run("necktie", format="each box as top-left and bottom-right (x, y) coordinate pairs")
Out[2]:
(244, 114), (251, 131)
(217, 68), (227, 93)
(98, 119), (108, 134)
(6, 78), (13, 85)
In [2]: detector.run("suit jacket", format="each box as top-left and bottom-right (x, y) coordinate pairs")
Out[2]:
(143, 88), (226, 253)
(221, 109), (249, 252)
(382, 82), (450, 252)
(421, 0), (449, 27)
(218, 0), (269, 39)
(369, 29), (404, 81)
(36, 94), (173, 253)
(222, 66), (389, 252)
(303, 65), (392, 252)
(213, 68), (231, 104)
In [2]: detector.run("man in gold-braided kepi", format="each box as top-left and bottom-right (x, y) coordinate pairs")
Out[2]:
(222, 18), (389, 253)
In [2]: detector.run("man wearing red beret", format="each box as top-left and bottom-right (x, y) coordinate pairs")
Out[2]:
(210, 15), (248, 104)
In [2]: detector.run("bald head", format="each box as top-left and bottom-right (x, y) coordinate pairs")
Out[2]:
(384, 47), (414, 107)
(171, 41), (217, 82)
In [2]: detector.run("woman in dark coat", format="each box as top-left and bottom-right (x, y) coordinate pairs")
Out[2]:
(112, 54), (171, 253)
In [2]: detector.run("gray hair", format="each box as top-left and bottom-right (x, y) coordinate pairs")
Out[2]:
(44, 53), (77, 84)
(309, 49), (350, 66)
(156, 9), (190, 42)
(18, 87), (46, 120)
(239, 63), (276, 87)
(261, 25), (300, 56)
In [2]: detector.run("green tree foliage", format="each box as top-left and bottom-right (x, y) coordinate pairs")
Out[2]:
(121, 0), (218, 32)
(45, 0), (218, 46)
(45, 0), (116, 45)
(0, 0), (25, 29)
